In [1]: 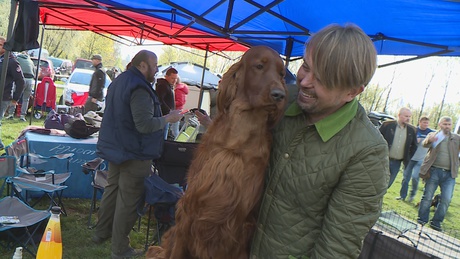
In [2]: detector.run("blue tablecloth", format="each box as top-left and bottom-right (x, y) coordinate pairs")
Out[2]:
(25, 132), (106, 199)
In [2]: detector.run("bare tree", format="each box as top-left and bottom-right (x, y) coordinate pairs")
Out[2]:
(436, 69), (452, 123)
(417, 61), (440, 119)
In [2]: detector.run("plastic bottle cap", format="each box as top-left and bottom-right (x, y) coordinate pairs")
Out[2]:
(51, 206), (61, 214)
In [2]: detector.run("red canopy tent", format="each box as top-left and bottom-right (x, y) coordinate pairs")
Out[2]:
(37, 0), (249, 53)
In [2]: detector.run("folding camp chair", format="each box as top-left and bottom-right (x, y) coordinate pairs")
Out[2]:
(0, 196), (50, 257)
(81, 157), (106, 228)
(6, 141), (73, 190)
(15, 153), (73, 216)
(143, 173), (183, 250)
(0, 156), (69, 215)
(143, 140), (198, 249)
(0, 157), (51, 257)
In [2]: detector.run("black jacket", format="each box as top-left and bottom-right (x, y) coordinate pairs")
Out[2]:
(155, 78), (175, 115)
(379, 120), (418, 167)
(88, 63), (106, 100)
(0, 53), (25, 101)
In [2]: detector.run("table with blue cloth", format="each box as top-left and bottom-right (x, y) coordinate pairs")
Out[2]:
(25, 131), (106, 199)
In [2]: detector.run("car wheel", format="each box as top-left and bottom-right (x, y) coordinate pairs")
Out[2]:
(59, 95), (64, 105)
(34, 111), (42, 119)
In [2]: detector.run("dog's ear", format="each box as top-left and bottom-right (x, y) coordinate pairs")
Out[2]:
(217, 60), (242, 113)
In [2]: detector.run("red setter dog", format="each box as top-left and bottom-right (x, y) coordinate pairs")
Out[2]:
(147, 45), (287, 259)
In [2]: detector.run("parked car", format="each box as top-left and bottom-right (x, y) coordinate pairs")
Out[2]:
(368, 111), (395, 128)
(72, 58), (93, 72)
(48, 56), (73, 79)
(60, 68), (111, 112)
(30, 57), (55, 81)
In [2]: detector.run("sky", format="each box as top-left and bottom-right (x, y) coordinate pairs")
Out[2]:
(370, 55), (460, 109)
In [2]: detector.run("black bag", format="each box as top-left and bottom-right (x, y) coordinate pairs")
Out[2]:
(64, 117), (100, 139)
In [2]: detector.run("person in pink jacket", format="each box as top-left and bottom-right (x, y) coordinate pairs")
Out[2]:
(171, 77), (189, 138)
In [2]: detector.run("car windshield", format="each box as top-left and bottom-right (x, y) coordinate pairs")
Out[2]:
(49, 58), (63, 67)
(69, 71), (112, 87)
(70, 72), (91, 85)
(31, 59), (49, 68)
(76, 60), (93, 69)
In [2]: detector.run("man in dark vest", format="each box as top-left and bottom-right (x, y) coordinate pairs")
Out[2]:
(93, 50), (182, 259)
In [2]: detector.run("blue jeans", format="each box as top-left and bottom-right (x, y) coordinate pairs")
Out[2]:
(388, 159), (403, 188)
(417, 167), (456, 227)
(399, 160), (422, 199)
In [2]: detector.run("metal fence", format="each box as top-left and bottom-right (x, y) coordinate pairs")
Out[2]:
(360, 210), (460, 259)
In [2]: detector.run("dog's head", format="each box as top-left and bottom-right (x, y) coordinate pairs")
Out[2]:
(217, 45), (287, 127)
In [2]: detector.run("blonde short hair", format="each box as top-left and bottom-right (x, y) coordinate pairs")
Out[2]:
(305, 24), (377, 90)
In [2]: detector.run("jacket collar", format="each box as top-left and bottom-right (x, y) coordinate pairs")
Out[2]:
(285, 98), (358, 142)
(129, 66), (152, 87)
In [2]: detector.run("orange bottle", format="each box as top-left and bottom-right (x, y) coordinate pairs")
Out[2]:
(36, 206), (62, 259)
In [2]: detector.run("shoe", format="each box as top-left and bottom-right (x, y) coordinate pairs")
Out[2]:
(430, 223), (443, 232)
(19, 116), (26, 122)
(111, 248), (144, 259)
(5, 115), (13, 120)
(408, 196), (414, 203)
(0, 143), (4, 150)
(417, 219), (427, 225)
(395, 196), (405, 201)
(91, 235), (110, 245)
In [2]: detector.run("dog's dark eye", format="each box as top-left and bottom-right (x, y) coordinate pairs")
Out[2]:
(256, 64), (263, 70)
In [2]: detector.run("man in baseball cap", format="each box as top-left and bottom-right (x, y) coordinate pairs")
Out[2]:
(85, 54), (106, 112)
(91, 54), (102, 61)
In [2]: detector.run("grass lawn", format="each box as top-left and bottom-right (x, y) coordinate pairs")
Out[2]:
(1, 87), (459, 257)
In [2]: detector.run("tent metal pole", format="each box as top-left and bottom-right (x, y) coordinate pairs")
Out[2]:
(197, 44), (209, 110)
(0, 0), (19, 115)
(29, 20), (46, 125)
(284, 37), (293, 69)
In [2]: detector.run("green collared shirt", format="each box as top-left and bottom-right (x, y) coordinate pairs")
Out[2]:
(284, 98), (358, 142)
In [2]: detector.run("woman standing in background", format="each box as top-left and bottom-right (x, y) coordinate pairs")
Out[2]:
(171, 76), (189, 138)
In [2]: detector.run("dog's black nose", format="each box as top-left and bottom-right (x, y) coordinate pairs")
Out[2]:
(271, 89), (286, 102)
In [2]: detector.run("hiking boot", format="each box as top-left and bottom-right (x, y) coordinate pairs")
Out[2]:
(111, 247), (144, 259)
(395, 196), (405, 201)
(91, 235), (110, 245)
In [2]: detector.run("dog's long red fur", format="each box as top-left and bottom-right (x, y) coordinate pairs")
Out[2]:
(147, 46), (287, 259)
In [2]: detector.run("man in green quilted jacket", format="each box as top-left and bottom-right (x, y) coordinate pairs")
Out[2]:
(250, 24), (390, 258)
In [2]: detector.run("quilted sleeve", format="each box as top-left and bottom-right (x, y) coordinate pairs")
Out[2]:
(312, 142), (389, 258)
